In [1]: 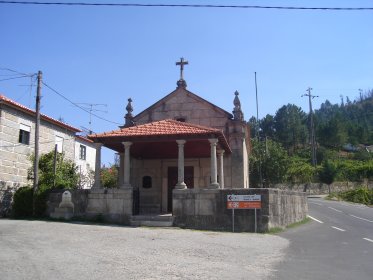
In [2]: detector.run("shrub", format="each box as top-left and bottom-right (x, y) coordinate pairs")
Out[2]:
(338, 187), (373, 205)
(12, 186), (33, 218)
(34, 189), (49, 217)
(12, 186), (50, 218)
(101, 165), (118, 188)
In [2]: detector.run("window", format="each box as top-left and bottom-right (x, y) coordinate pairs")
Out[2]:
(142, 176), (152, 189)
(79, 145), (86, 160)
(19, 124), (31, 145)
(176, 117), (186, 122)
(55, 136), (64, 153)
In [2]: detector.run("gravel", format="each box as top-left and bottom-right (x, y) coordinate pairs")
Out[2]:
(0, 220), (289, 280)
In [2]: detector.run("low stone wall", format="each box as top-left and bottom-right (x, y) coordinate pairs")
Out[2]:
(48, 189), (133, 224)
(274, 181), (373, 195)
(47, 189), (90, 217)
(173, 188), (308, 232)
(0, 182), (18, 217)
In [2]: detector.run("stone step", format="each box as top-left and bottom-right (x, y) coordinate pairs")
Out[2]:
(130, 214), (174, 227)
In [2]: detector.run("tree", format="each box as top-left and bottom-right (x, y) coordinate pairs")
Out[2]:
(318, 160), (337, 194)
(274, 104), (308, 153)
(286, 157), (316, 189)
(28, 151), (79, 191)
(250, 138), (289, 187)
(317, 114), (347, 148)
(260, 114), (275, 139)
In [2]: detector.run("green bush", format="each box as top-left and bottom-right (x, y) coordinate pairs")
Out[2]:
(34, 189), (49, 217)
(12, 186), (50, 218)
(12, 186), (33, 218)
(338, 187), (373, 205)
(101, 165), (118, 188)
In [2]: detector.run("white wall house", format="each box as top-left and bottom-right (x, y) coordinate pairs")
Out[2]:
(75, 135), (96, 189)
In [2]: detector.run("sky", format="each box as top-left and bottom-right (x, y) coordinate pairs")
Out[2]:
(1, 0), (372, 165)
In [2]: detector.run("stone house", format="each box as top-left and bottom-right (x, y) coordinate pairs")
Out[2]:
(0, 94), (95, 215)
(88, 60), (250, 215)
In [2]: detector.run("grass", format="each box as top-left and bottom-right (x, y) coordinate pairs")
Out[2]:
(266, 217), (312, 234)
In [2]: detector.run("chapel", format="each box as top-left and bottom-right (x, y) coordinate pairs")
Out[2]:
(89, 58), (250, 214)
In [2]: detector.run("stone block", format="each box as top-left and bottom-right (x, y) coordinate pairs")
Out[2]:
(196, 198), (214, 215)
(199, 118), (210, 127)
(50, 207), (73, 220)
(86, 198), (106, 213)
(106, 199), (124, 214)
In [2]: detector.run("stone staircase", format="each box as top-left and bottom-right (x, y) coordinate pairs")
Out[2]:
(130, 214), (174, 227)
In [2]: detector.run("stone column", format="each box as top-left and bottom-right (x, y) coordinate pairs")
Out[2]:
(175, 140), (187, 189)
(92, 143), (102, 189)
(118, 153), (124, 186)
(217, 149), (225, 189)
(122, 141), (132, 188)
(208, 138), (220, 188)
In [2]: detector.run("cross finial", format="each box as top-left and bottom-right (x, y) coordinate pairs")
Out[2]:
(176, 57), (188, 81)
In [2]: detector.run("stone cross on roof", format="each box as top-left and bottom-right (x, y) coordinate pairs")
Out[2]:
(176, 57), (188, 81)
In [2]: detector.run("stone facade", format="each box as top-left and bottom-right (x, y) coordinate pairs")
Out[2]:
(89, 78), (250, 215)
(126, 86), (249, 213)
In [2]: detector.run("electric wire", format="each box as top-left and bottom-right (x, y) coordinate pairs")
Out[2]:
(0, 1), (372, 11)
(42, 82), (122, 126)
(0, 67), (35, 78)
(0, 75), (34, 82)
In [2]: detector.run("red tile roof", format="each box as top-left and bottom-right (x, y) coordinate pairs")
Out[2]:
(0, 94), (81, 133)
(89, 119), (231, 152)
(76, 135), (94, 143)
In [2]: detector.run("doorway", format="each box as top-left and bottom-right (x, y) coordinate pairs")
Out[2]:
(167, 166), (194, 212)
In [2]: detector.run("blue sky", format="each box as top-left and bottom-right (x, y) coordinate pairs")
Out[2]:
(1, 0), (372, 165)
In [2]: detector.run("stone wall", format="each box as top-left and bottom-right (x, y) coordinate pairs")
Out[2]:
(47, 189), (133, 224)
(0, 182), (17, 217)
(273, 181), (373, 195)
(172, 188), (308, 232)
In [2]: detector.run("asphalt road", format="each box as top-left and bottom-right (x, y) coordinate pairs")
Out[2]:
(0, 219), (288, 280)
(272, 198), (373, 280)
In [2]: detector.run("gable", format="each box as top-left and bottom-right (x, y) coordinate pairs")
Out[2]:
(133, 87), (233, 130)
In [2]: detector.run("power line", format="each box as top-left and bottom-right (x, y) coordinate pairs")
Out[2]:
(42, 81), (121, 126)
(0, 67), (31, 76)
(0, 75), (33, 82)
(0, 1), (372, 11)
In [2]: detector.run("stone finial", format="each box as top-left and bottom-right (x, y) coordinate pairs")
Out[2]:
(124, 98), (135, 127)
(233, 90), (244, 121)
(176, 79), (187, 89)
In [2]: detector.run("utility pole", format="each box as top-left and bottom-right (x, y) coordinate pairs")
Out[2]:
(33, 70), (42, 215)
(302, 87), (318, 167)
(255, 72), (263, 188)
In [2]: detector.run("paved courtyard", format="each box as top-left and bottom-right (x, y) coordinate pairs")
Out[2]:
(0, 220), (288, 280)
